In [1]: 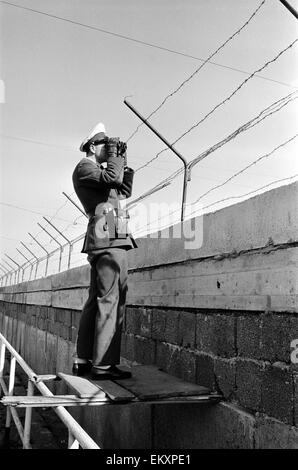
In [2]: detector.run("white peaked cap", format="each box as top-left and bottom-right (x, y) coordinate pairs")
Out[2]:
(79, 122), (106, 152)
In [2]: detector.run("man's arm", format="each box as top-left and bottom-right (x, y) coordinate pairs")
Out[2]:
(77, 157), (124, 189)
(117, 167), (134, 198)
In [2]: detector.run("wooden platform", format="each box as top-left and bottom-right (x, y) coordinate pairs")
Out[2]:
(1, 366), (222, 408)
(58, 365), (220, 403)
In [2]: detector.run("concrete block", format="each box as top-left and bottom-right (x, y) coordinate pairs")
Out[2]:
(261, 314), (295, 362)
(6, 317), (13, 344)
(156, 342), (180, 375)
(26, 276), (52, 292)
(40, 306), (49, 319)
(71, 310), (81, 330)
(139, 308), (152, 338)
(128, 245), (298, 313)
(61, 309), (72, 327)
(121, 333), (136, 363)
(153, 401), (255, 449)
(47, 307), (56, 323)
(59, 323), (70, 341)
(235, 359), (264, 412)
(196, 313), (236, 357)
(129, 182), (298, 269)
(14, 293), (26, 304)
(51, 264), (90, 289)
(55, 338), (73, 395)
(70, 326), (78, 344)
(155, 342), (196, 383)
(134, 336), (156, 365)
(237, 315), (262, 359)
(178, 349), (197, 383)
(45, 333), (58, 375)
(164, 310), (180, 344)
(18, 321), (25, 358)
(125, 307), (141, 335)
(255, 415), (298, 449)
(52, 288), (88, 310)
(178, 311), (196, 348)
(56, 337), (71, 375)
(151, 310), (166, 341)
(28, 326), (37, 370)
(13, 281), (28, 293)
(261, 362), (293, 425)
(35, 329), (47, 375)
(11, 318), (18, 349)
(214, 357), (236, 399)
(25, 291), (52, 307)
(1, 315), (8, 337)
(195, 352), (215, 389)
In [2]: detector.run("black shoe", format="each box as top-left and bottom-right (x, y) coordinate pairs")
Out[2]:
(72, 362), (92, 376)
(91, 365), (132, 380)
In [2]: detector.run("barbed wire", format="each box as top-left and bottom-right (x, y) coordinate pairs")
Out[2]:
(132, 172), (298, 237)
(0, 134), (77, 151)
(126, 0), (267, 143)
(136, 38), (298, 172)
(0, 201), (84, 224)
(2, 91), (296, 271)
(190, 173), (298, 216)
(62, 214), (87, 234)
(131, 91), (297, 202)
(190, 91), (297, 168)
(3, 0), (294, 89)
(192, 133), (298, 205)
(132, 132), (297, 233)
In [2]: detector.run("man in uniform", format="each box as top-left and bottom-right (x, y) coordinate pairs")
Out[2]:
(72, 122), (137, 379)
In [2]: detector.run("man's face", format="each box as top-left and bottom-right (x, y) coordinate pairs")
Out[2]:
(90, 142), (107, 163)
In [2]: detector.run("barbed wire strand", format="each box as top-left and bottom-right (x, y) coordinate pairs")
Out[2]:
(132, 132), (297, 233)
(136, 38), (298, 172)
(191, 174), (298, 216)
(2, 0), (295, 90)
(0, 201), (84, 224)
(192, 133), (298, 205)
(126, 0), (267, 143)
(132, 91), (297, 203)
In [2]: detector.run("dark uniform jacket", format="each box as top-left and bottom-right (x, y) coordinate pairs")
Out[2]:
(72, 156), (138, 253)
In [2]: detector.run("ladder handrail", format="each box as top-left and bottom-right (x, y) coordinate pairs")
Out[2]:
(0, 331), (100, 449)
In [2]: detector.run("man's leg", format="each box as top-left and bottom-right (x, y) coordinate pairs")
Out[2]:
(92, 248), (128, 366)
(75, 261), (98, 361)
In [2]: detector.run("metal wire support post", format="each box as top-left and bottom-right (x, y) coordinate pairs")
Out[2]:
(62, 192), (88, 218)
(37, 223), (63, 273)
(124, 98), (191, 222)
(28, 232), (50, 277)
(20, 242), (40, 280)
(5, 254), (24, 284)
(43, 217), (73, 270)
(16, 248), (34, 281)
(0, 264), (9, 286)
(3, 260), (16, 285)
(279, 0), (298, 19)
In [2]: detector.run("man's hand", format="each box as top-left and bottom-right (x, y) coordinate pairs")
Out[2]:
(106, 137), (120, 159)
(118, 141), (128, 166)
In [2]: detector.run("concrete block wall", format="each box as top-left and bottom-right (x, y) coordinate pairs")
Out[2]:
(0, 182), (298, 448)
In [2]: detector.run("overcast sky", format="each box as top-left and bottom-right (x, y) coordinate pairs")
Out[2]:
(0, 0), (297, 272)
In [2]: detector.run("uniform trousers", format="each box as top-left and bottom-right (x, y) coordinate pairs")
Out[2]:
(76, 248), (128, 366)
